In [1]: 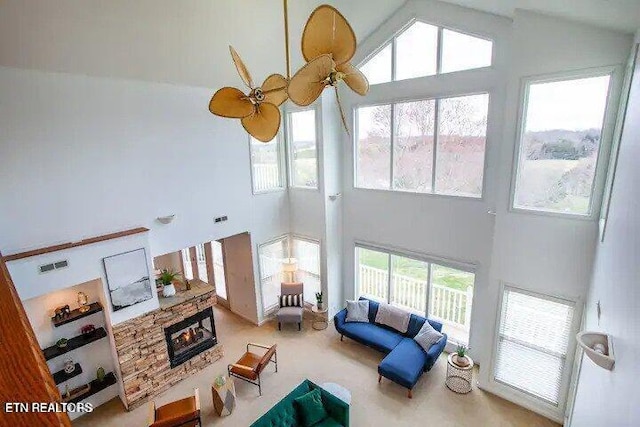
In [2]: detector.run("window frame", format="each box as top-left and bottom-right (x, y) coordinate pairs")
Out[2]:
(290, 234), (322, 304)
(354, 241), (476, 346)
(286, 106), (320, 190)
(248, 131), (286, 195)
(490, 282), (581, 412)
(257, 234), (290, 316)
(509, 67), (617, 219)
(358, 18), (495, 85)
(353, 90), (491, 200)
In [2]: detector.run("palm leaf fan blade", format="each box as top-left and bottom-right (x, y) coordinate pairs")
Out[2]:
(336, 63), (369, 96)
(229, 46), (254, 89)
(288, 54), (334, 106)
(241, 103), (281, 142)
(301, 5), (356, 65)
(209, 87), (254, 118)
(261, 74), (289, 106)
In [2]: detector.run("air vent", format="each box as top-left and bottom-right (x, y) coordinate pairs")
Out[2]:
(39, 259), (69, 274)
(214, 216), (228, 223)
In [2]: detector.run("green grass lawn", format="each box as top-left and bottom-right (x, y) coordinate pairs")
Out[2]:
(358, 248), (474, 291)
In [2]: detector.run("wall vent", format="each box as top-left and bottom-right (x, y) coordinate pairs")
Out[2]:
(214, 216), (228, 223)
(39, 260), (69, 274)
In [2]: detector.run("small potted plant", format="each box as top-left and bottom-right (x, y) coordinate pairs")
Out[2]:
(56, 338), (68, 349)
(454, 344), (470, 367)
(159, 269), (182, 297)
(315, 292), (325, 311)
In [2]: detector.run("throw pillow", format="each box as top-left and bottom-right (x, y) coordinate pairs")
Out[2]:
(413, 320), (444, 352)
(293, 388), (328, 427)
(374, 302), (411, 333)
(280, 293), (303, 308)
(345, 299), (369, 322)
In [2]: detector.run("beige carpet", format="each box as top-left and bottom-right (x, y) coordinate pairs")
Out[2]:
(74, 306), (559, 427)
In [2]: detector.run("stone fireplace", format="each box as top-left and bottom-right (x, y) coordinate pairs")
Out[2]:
(112, 290), (223, 409)
(164, 306), (217, 368)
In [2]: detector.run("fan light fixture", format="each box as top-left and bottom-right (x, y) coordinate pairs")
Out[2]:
(209, 1), (369, 142)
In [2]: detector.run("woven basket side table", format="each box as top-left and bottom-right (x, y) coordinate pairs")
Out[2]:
(445, 353), (474, 394)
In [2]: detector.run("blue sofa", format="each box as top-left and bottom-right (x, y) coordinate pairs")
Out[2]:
(334, 297), (447, 398)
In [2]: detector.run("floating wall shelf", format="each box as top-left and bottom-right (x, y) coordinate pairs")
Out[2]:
(52, 302), (103, 327)
(576, 331), (615, 370)
(63, 372), (117, 404)
(52, 363), (83, 385)
(43, 327), (107, 361)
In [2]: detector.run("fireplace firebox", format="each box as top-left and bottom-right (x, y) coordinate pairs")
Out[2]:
(164, 306), (217, 368)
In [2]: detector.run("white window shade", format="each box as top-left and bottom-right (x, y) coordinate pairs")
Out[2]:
(494, 287), (575, 405)
(292, 237), (321, 303)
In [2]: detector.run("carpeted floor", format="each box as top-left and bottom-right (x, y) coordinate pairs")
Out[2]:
(74, 305), (560, 426)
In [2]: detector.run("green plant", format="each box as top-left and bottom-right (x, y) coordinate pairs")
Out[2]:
(315, 292), (323, 304)
(96, 366), (105, 382)
(56, 338), (68, 348)
(456, 344), (469, 358)
(159, 269), (182, 286)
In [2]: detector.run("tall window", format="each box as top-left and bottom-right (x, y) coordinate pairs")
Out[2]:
(288, 109), (318, 188)
(360, 21), (492, 85)
(195, 243), (208, 283)
(512, 73), (612, 216)
(291, 237), (321, 304)
(180, 248), (193, 281)
(355, 245), (475, 345)
(494, 287), (576, 406)
(212, 240), (226, 300)
(355, 93), (489, 197)
(250, 135), (284, 193)
(258, 237), (288, 314)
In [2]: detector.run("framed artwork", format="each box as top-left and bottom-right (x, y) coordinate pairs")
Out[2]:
(103, 248), (152, 311)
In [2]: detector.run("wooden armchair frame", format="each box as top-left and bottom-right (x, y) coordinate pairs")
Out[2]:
(147, 388), (201, 427)
(227, 342), (278, 396)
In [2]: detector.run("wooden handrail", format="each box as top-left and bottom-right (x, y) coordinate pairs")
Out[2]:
(3, 227), (149, 262)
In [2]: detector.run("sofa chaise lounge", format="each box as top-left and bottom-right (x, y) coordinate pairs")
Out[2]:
(334, 297), (447, 398)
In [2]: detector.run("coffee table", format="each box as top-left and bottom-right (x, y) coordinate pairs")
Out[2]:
(320, 382), (351, 404)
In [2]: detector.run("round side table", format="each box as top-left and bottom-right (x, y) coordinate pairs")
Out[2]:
(311, 306), (329, 330)
(445, 354), (474, 394)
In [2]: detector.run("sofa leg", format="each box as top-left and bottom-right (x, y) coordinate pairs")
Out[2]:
(340, 335), (343, 341)
(298, 322), (301, 331)
(407, 389), (412, 399)
(378, 374), (382, 384)
(278, 322), (281, 331)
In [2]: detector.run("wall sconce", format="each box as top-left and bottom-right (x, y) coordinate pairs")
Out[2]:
(282, 258), (298, 283)
(157, 214), (176, 225)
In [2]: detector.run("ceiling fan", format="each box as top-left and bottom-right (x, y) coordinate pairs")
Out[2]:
(208, 1), (369, 142)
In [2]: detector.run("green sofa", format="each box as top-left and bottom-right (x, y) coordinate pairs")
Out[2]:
(250, 380), (350, 427)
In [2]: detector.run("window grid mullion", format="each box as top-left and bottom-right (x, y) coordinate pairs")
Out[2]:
(436, 27), (443, 75)
(389, 103), (396, 191)
(432, 98), (440, 194)
(425, 263), (432, 318)
(391, 37), (397, 81)
(387, 253), (393, 304)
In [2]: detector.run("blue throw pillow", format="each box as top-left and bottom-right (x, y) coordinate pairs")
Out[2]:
(294, 388), (328, 427)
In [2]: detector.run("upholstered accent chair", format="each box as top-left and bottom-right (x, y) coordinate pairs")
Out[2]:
(228, 343), (278, 396)
(147, 388), (201, 427)
(276, 282), (304, 331)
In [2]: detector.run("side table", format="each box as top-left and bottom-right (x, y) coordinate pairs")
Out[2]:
(212, 376), (236, 416)
(445, 353), (474, 394)
(311, 306), (329, 330)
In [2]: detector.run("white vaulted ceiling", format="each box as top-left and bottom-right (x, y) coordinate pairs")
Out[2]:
(0, 0), (405, 88)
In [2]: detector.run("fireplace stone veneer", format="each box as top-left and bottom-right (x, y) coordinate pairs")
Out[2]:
(112, 292), (223, 409)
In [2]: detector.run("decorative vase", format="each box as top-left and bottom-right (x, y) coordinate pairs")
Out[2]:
(214, 375), (226, 387)
(163, 283), (176, 297)
(317, 302), (325, 311)
(454, 354), (469, 367)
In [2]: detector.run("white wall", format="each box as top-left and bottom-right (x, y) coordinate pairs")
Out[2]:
(482, 10), (631, 422)
(570, 40), (640, 427)
(341, 1), (632, 422)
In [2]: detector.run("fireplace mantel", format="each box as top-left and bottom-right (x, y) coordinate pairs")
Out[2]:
(158, 279), (214, 310)
(112, 290), (223, 409)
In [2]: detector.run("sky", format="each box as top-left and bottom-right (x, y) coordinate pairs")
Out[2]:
(525, 75), (611, 132)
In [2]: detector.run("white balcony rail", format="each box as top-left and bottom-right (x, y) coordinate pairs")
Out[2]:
(253, 163), (280, 192)
(358, 264), (472, 331)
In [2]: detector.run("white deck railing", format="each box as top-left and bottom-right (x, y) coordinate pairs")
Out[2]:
(359, 264), (472, 330)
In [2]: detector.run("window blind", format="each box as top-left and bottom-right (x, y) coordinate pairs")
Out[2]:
(494, 287), (575, 405)
(292, 238), (321, 303)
